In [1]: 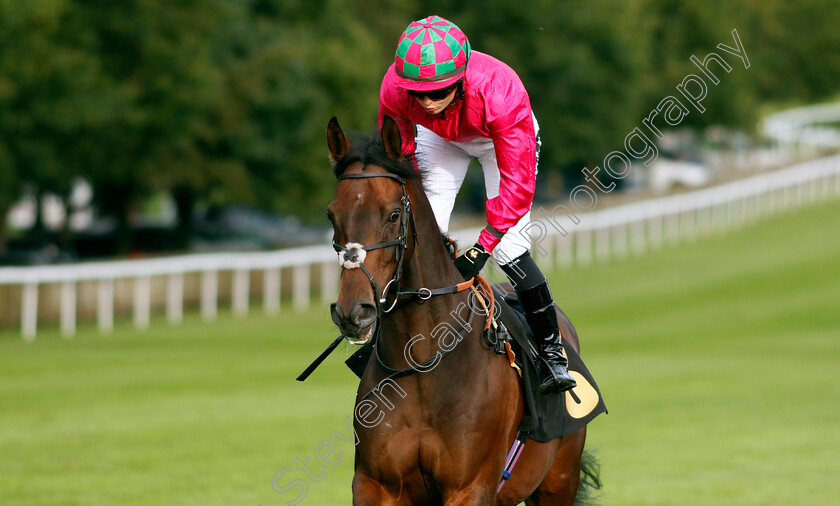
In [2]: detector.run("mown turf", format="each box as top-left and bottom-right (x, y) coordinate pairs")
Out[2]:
(549, 199), (840, 505)
(0, 199), (838, 505)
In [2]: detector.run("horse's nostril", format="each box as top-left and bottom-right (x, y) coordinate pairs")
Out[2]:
(330, 303), (344, 326)
(351, 303), (377, 327)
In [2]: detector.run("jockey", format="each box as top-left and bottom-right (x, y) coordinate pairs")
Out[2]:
(378, 15), (575, 393)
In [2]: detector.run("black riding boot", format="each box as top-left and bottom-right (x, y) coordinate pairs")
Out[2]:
(517, 281), (576, 394)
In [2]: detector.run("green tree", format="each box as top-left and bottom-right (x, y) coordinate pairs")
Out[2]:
(207, 0), (386, 219)
(399, 0), (650, 188)
(3, 0), (839, 258)
(0, 1), (96, 245)
(0, 0), (241, 252)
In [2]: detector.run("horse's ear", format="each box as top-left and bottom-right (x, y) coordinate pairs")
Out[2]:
(327, 117), (352, 164)
(380, 116), (402, 160)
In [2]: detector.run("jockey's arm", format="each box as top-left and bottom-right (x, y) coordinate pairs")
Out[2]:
(479, 96), (537, 253)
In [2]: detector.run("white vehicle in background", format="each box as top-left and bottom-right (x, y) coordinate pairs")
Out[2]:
(648, 157), (711, 193)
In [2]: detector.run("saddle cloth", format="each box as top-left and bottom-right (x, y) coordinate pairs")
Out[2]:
(493, 289), (607, 441)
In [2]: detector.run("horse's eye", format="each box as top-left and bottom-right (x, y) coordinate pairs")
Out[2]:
(387, 210), (401, 223)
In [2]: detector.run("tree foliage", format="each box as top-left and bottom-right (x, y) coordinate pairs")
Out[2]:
(1, 0), (838, 254)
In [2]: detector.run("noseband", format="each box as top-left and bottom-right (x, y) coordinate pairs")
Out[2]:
(332, 172), (418, 314)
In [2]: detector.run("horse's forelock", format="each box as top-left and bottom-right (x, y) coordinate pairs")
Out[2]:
(332, 133), (420, 181)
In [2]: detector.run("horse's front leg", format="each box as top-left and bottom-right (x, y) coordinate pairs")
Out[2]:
(352, 472), (401, 506)
(442, 483), (498, 506)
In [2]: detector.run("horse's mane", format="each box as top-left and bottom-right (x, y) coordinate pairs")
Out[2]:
(332, 133), (422, 181)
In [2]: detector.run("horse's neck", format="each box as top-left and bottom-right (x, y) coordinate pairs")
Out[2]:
(376, 181), (486, 376)
(402, 178), (464, 288)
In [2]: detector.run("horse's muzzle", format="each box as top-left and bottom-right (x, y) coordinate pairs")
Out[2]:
(330, 302), (377, 344)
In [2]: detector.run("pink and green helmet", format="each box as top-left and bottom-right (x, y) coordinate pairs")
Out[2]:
(394, 15), (471, 91)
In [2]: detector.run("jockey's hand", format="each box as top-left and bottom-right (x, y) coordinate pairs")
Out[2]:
(454, 243), (490, 280)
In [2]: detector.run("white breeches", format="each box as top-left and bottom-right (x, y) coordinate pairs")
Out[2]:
(415, 116), (540, 266)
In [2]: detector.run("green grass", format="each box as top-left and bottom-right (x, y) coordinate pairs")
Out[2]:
(550, 200), (840, 505)
(1, 199), (839, 505)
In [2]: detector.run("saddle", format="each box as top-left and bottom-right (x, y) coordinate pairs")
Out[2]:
(345, 280), (607, 442)
(490, 287), (607, 441)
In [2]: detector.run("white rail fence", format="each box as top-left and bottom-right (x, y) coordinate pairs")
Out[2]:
(763, 102), (840, 149)
(3, 102), (839, 340)
(2, 154), (838, 340)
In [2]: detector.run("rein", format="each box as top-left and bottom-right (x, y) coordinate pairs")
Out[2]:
(299, 172), (473, 382)
(356, 301), (477, 405)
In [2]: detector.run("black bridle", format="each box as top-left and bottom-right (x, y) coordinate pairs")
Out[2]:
(332, 171), (476, 314)
(331, 172), (418, 314)
(296, 170), (483, 383)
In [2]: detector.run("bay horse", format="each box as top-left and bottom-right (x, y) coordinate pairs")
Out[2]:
(327, 116), (596, 505)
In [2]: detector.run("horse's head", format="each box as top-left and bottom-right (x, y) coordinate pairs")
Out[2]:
(326, 116), (417, 344)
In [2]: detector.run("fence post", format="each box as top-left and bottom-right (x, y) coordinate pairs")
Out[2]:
(201, 270), (218, 321)
(264, 268), (281, 315)
(134, 276), (151, 330)
(835, 169), (840, 196)
(741, 194), (755, 224)
(648, 215), (663, 251)
(775, 187), (786, 217)
(166, 273), (183, 325)
(820, 172), (830, 200)
(666, 213), (680, 246)
(613, 222), (628, 260)
(576, 230), (592, 266)
(536, 233), (554, 270)
(595, 226), (610, 263)
(725, 200), (735, 231)
(680, 210), (695, 242)
(293, 264), (310, 311)
(21, 283), (38, 341)
(753, 188), (764, 217)
(630, 220), (646, 256)
(712, 201), (723, 234)
(767, 187), (777, 216)
(762, 187), (772, 218)
(60, 281), (76, 338)
(701, 205), (714, 238)
(232, 269), (250, 317)
(557, 233), (573, 269)
(98, 279), (114, 334)
(321, 261), (339, 304)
